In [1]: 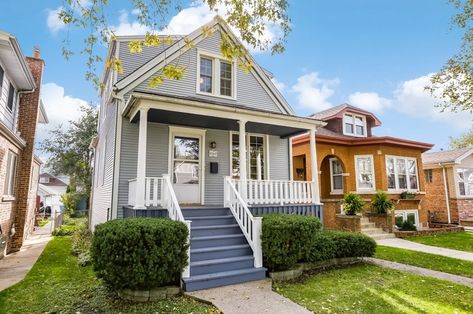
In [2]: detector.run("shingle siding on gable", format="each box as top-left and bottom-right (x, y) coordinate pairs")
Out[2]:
(0, 60), (17, 131)
(130, 31), (285, 114)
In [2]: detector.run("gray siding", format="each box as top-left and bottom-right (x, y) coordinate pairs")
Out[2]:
(0, 59), (18, 131)
(134, 31), (284, 114)
(90, 101), (117, 229)
(205, 129), (230, 205)
(269, 136), (290, 181)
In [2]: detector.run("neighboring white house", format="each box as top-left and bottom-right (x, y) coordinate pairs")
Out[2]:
(38, 173), (68, 214)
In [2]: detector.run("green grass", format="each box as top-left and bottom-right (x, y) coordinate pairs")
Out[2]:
(274, 264), (473, 314)
(0, 237), (218, 314)
(375, 245), (473, 278)
(37, 219), (50, 227)
(407, 231), (473, 252)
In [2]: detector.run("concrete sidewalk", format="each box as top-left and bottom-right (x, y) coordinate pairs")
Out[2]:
(187, 279), (311, 314)
(377, 238), (473, 262)
(0, 222), (52, 291)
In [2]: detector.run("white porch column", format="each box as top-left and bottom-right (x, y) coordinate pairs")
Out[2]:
(239, 120), (247, 200)
(309, 128), (321, 204)
(135, 107), (149, 208)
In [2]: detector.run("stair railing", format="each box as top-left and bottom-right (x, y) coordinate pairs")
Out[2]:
(224, 176), (263, 268)
(162, 174), (191, 278)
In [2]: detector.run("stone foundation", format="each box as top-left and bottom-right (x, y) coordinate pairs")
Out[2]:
(118, 286), (181, 302)
(335, 214), (361, 232)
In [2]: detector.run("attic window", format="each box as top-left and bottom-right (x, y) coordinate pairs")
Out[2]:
(197, 51), (235, 99)
(343, 113), (366, 137)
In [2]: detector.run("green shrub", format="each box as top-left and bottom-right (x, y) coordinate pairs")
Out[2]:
(341, 193), (365, 215)
(52, 225), (79, 236)
(307, 231), (376, 263)
(91, 218), (189, 290)
(71, 222), (92, 266)
(398, 220), (417, 231)
(371, 190), (394, 214)
(261, 214), (321, 271)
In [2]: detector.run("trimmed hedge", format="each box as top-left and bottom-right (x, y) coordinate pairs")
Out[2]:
(307, 231), (376, 263)
(91, 218), (189, 290)
(261, 214), (321, 271)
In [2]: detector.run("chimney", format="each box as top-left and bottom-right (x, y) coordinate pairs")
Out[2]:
(33, 46), (40, 59)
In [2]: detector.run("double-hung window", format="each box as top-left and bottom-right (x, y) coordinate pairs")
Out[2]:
(355, 155), (375, 191)
(456, 168), (473, 196)
(4, 151), (18, 196)
(329, 158), (343, 193)
(386, 156), (419, 191)
(198, 52), (234, 98)
(395, 210), (419, 227)
(231, 133), (266, 180)
(344, 113), (366, 137)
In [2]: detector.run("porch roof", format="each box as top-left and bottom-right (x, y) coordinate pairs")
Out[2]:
(124, 92), (326, 138)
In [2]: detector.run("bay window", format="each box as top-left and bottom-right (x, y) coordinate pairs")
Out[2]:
(355, 155), (375, 191)
(456, 168), (473, 196)
(231, 133), (266, 180)
(386, 156), (419, 191)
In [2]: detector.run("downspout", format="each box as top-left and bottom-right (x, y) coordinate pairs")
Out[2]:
(440, 163), (451, 224)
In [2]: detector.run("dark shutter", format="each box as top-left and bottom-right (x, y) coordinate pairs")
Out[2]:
(0, 66), (4, 90)
(7, 83), (15, 111)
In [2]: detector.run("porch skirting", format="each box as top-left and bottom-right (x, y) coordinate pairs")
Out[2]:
(123, 206), (168, 218)
(249, 204), (323, 221)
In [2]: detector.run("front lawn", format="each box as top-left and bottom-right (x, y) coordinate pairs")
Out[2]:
(0, 237), (217, 314)
(375, 245), (473, 278)
(407, 231), (473, 252)
(274, 264), (473, 313)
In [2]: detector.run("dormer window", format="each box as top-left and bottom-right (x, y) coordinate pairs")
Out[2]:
(343, 113), (366, 137)
(197, 51), (236, 99)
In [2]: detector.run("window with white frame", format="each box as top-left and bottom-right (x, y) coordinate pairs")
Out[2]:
(231, 133), (266, 180)
(4, 151), (18, 196)
(198, 53), (234, 98)
(355, 155), (375, 190)
(329, 158), (343, 193)
(39, 177), (50, 184)
(7, 83), (15, 112)
(456, 168), (473, 196)
(395, 210), (419, 227)
(343, 113), (366, 137)
(386, 156), (419, 191)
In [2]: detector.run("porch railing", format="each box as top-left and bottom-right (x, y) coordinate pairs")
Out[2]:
(231, 178), (316, 205)
(224, 176), (263, 268)
(127, 177), (165, 207)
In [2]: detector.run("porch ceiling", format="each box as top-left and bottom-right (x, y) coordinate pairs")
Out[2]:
(133, 108), (309, 138)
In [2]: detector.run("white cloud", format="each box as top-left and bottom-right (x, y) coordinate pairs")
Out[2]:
(271, 78), (286, 92)
(291, 72), (339, 112)
(47, 7), (66, 34)
(348, 92), (391, 113)
(111, 10), (151, 36)
(392, 74), (472, 131)
(37, 83), (91, 144)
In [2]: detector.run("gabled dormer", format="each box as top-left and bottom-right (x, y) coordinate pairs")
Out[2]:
(309, 104), (381, 138)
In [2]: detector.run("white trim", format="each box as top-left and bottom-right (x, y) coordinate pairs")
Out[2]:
(385, 155), (420, 192)
(329, 157), (344, 194)
(395, 209), (420, 227)
(343, 113), (367, 137)
(454, 147), (473, 164)
(454, 165), (473, 198)
(288, 136), (293, 181)
(443, 166), (452, 223)
(354, 154), (376, 192)
(111, 99), (124, 220)
(168, 126), (207, 205)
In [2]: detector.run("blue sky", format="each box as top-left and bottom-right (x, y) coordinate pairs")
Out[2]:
(0, 0), (471, 151)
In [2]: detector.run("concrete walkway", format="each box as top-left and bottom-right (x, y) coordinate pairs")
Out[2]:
(186, 279), (311, 314)
(377, 238), (473, 262)
(365, 257), (473, 287)
(0, 221), (52, 291)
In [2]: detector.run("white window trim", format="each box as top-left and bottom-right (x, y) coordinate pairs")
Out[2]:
(329, 157), (344, 194)
(354, 154), (376, 192)
(229, 131), (269, 180)
(3, 150), (18, 197)
(395, 209), (420, 227)
(454, 166), (473, 198)
(343, 113), (367, 137)
(385, 155), (420, 193)
(196, 49), (237, 100)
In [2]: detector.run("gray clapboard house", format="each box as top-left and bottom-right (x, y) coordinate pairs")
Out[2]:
(90, 17), (325, 291)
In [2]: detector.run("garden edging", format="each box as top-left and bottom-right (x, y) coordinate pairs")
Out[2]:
(117, 286), (181, 302)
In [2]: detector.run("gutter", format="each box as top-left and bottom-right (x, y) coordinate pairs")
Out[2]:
(8, 34), (36, 90)
(439, 163), (452, 224)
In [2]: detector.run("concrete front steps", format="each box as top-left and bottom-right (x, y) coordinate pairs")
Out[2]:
(181, 207), (266, 292)
(361, 217), (395, 240)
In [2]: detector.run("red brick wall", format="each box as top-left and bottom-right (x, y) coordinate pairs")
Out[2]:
(9, 55), (44, 251)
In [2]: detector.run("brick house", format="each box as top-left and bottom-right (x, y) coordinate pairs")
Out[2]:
(422, 147), (473, 226)
(292, 104), (433, 232)
(0, 31), (48, 257)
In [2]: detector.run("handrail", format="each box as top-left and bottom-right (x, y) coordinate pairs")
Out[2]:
(224, 176), (263, 268)
(162, 174), (191, 278)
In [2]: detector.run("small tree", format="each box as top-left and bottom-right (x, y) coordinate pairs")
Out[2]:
(341, 193), (365, 216)
(371, 190), (394, 214)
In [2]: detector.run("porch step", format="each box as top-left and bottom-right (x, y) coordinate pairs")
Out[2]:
(182, 206), (266, 291)
(191, 224), (241, 236)
(182, 267), (267, 292)
(361, 228), (385, 235)
(360, 217), (370, 224)
(190, 255), (254, 276)
(367, 233), (396, 240)
(361, 222), (376, 229)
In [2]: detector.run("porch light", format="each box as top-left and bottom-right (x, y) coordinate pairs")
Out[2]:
(210, 141), (217, 149)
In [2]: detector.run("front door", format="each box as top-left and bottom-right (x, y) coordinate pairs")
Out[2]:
(171, 135), (202, 204)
